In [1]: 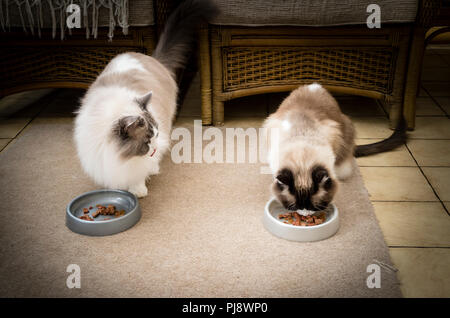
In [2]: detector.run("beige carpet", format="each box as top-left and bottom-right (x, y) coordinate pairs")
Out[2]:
(0, 93), (401, 297)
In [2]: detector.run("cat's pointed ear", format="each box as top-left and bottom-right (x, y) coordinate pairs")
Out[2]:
(117, 115), (145, 138)
(136, 91), (152, 109)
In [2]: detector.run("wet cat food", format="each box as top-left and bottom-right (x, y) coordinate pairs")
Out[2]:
(80, 214), (94, 221)
(278, 211), (326, 226)
(79, 204), (125, 221)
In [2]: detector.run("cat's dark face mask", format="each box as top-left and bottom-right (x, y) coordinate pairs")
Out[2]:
(272, 166), (337, 212)
(112, 91), (159, 158)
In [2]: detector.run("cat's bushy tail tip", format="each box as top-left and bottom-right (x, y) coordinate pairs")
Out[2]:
(152, 0), (219, 75)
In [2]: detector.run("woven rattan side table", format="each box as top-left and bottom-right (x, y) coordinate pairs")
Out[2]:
(200, 25), (410, 129)
(0, 27), (156, 97)
(199, 0), (442, 130)
(0, 0), (185, 97)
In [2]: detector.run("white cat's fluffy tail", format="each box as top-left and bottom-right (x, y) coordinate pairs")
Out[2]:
(152, 0), (219, 75)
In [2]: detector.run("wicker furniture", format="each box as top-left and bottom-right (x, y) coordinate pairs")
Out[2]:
(0, 27), (155, 96)
(424, 1), (450, 45)
(403, 0), (447, 129)
(199, 0), (440, 129)
(0, 0), (172, 97)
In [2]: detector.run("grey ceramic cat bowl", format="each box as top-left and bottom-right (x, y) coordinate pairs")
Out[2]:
(66, 189), (141, 236)
(263, 197), (339, 242)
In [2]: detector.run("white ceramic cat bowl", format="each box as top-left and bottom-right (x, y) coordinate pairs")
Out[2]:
(263, 197), (339, 242)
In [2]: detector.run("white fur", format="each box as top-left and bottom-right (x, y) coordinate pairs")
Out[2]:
(335, 157), (354, 180)
(281, 119), (291, 131)
(296, 209), (316, 216)
(308, 83), (322, 92)
(74, 87), (165, 192)
(265, 117), (336, 176)
(74, 53), (177, 197)
(103, 54), (146, 75)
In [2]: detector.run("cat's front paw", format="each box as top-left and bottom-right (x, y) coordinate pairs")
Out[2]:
(128, 183), (148, 198)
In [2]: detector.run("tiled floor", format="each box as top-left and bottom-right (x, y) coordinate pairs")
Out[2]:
(1, 48), (449, 298)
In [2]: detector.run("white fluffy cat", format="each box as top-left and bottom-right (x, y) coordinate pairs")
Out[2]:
(74, 0), (218, 197)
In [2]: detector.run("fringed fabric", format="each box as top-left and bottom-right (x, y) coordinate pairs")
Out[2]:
(0, 0), (129, 39)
